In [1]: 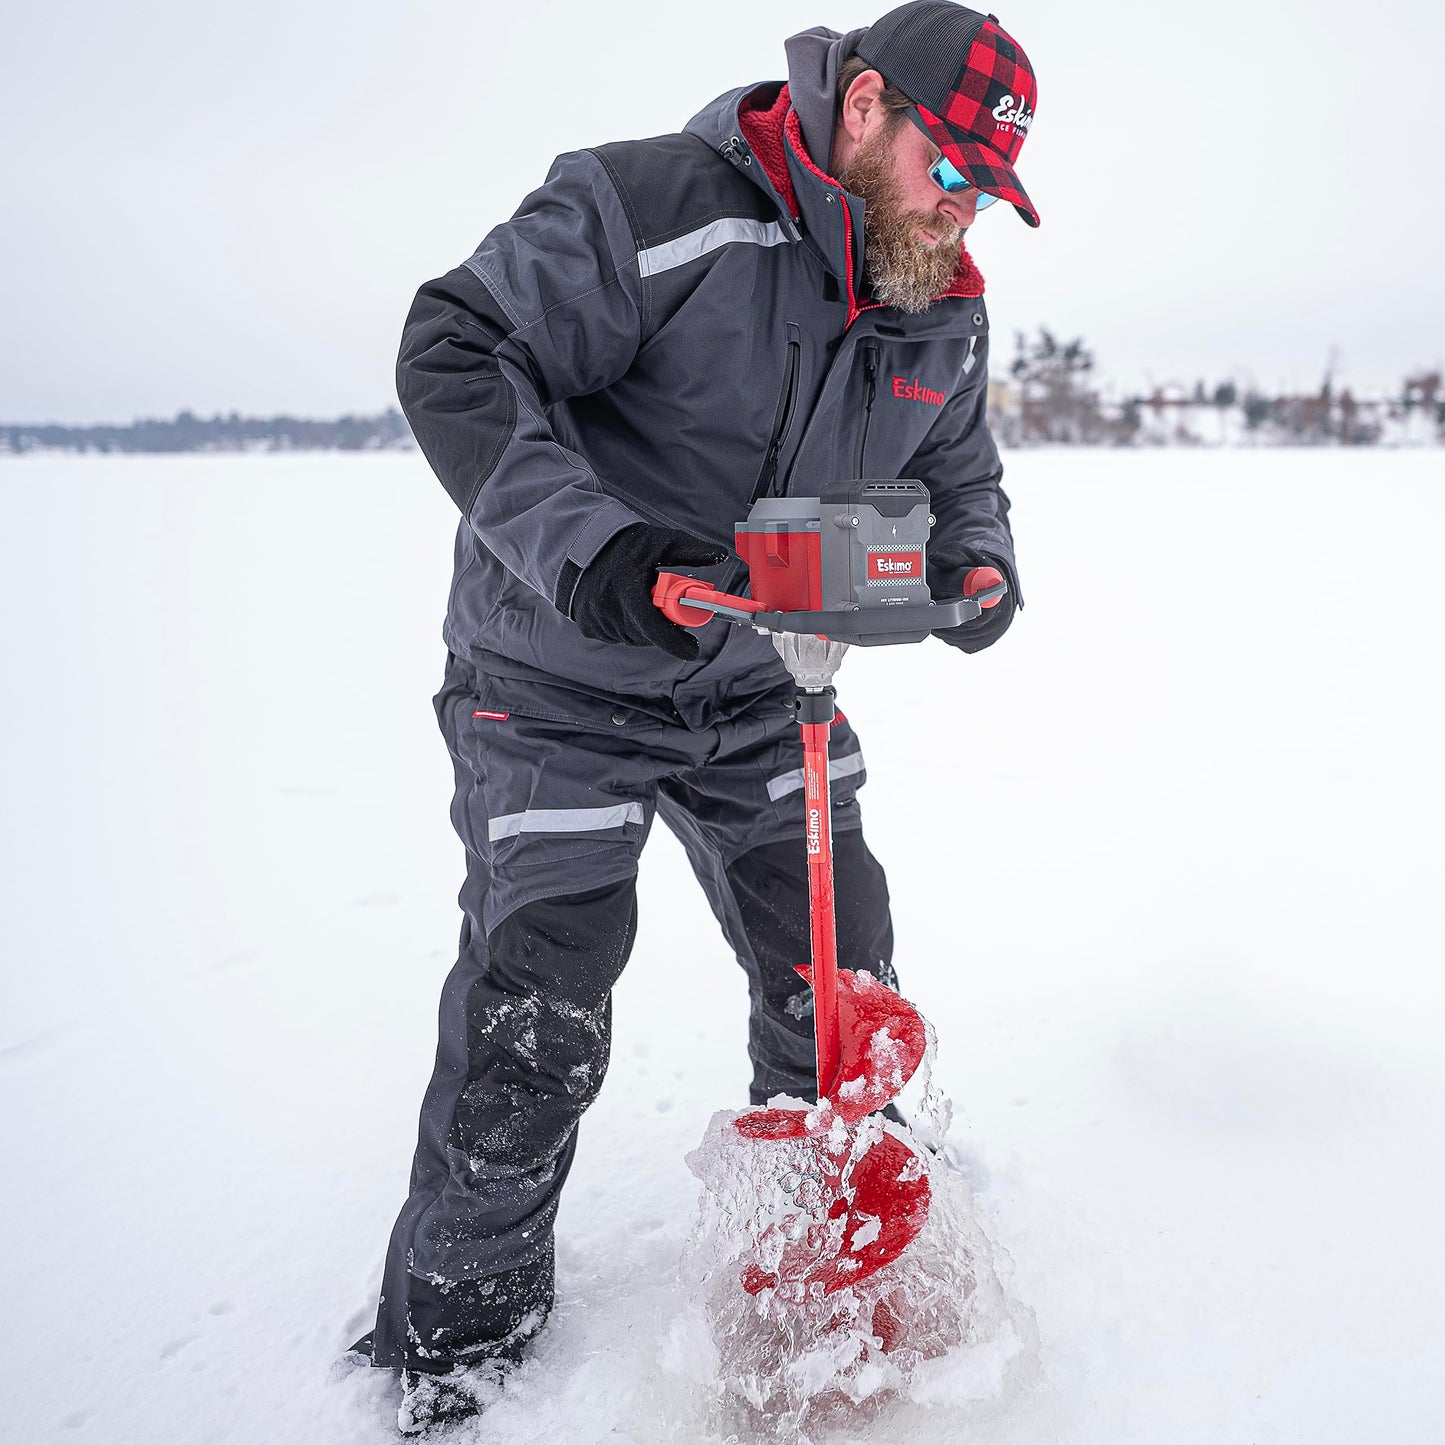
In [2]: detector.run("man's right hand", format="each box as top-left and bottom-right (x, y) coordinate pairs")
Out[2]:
(565, 523), (730, 660)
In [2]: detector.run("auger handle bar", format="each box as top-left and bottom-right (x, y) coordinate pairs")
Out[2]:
(652, 571), (1007, 645)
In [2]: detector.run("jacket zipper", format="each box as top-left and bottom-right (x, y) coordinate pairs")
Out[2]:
(835, 193), (884, 330)
(753, 325), (801, 500)
(854, 343), (878, 477)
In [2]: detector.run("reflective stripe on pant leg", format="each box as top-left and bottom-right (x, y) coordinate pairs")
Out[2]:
(433, 663), (660, 937)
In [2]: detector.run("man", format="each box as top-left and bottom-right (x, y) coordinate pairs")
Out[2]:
(353, 1), (1038, 1429)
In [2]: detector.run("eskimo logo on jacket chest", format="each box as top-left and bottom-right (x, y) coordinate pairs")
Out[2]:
(891, 375), (947, 407)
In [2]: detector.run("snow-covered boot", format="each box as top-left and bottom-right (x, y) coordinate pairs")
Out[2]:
(349, 1246), (553, 1431)
(397, 1359), (511, 1435)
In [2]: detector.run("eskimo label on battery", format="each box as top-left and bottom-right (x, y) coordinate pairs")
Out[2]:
(866, 550), (923, 582)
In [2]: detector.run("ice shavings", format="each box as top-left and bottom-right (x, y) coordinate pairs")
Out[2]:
(672, 1107), (1035, 1442)
(866, 1024), (908, 1093)
(850, 1213), (882, 1251)
(669, 1007), (1038, 1441)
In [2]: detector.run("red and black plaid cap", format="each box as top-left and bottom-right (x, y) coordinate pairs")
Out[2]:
(855, 2), (1040, 226)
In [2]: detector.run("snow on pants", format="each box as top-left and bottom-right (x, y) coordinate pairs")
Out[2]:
(371, 651), (895, 1369)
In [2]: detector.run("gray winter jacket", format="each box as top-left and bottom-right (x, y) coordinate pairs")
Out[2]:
(398, 26), (1020, 731)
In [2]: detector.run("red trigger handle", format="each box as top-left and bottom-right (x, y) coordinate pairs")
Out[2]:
(652, 571), (760, 627)
(963, 565), (1006, 609)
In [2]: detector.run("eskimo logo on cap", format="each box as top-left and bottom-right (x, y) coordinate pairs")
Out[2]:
(991, 93), (1033, 136)
(854, 2), (1042, 225)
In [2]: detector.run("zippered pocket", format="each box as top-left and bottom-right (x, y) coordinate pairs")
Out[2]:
(853, 342), (879, 478)
(752, 322), (802, 501)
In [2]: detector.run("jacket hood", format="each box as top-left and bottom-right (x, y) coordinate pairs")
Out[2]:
(781, 24), (867, 176)
(680, 23), (862, 181)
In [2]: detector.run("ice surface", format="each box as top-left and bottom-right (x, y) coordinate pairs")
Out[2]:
(3, 450), (1444, 1443)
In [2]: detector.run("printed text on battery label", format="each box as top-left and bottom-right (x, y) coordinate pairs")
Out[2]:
(867, 552), (923, 580)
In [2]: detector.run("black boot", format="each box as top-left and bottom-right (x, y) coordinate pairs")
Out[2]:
(348, 1245), (554, 1431)
(348, 1331), (514, 1433)
(396, 1359), (513, 1435)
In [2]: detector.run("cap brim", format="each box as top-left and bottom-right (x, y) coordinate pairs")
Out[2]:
(915, 103), (1040, 228)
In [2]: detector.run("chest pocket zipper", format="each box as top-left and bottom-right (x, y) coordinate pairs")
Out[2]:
(753, 323), (801, 500)
(854, 343), (878, 478)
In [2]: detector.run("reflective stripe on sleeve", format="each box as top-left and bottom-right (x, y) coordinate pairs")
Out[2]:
(637, 218), (792, 278)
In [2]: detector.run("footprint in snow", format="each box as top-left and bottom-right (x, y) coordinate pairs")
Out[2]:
(0, 1026), (68, 1064)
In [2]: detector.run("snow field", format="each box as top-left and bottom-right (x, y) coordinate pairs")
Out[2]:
(1, 449), (1442, 1442)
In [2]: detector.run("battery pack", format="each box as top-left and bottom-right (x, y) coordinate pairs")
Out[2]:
(735, 481), (935, 643)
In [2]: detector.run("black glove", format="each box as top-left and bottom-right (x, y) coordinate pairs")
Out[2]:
(562, 523), (730, 660)
(929, 543), (1017, 655)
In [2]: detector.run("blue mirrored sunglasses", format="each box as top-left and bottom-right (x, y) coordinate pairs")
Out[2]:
(906, 109), (999, 208)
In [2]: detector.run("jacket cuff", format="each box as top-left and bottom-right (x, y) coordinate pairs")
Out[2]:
(552, 501), (647, 615)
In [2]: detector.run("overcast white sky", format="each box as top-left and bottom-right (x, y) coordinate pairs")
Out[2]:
(3, 0), (1442, 424)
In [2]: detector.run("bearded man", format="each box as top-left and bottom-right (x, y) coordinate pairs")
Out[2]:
(352, 1), (1040, 1430)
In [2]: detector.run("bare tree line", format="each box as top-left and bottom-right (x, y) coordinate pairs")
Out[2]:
(4, 339), (1442, 454)
(0, 408), (414, 455)
(991, 330), (1445, 447)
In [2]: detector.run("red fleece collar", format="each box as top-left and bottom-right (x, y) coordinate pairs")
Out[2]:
(736, 82), (985, 301)
(738, 83), (800, 219)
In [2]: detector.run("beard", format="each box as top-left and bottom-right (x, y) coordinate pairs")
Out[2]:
(836, 117), (965, 314)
